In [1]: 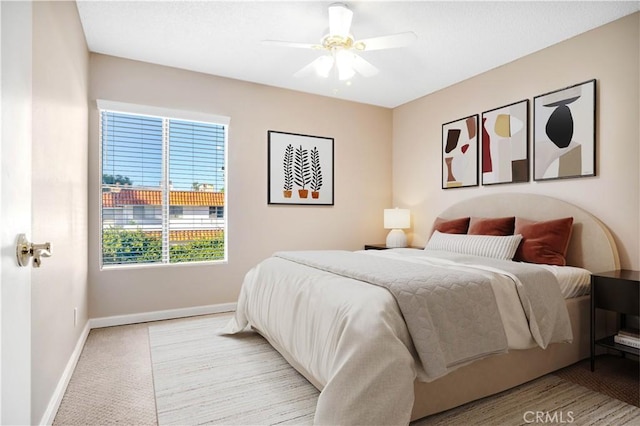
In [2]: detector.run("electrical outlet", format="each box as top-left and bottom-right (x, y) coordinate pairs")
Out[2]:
(74, 307), (78, 327)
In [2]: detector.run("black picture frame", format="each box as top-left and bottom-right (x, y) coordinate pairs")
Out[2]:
(533, 79), (596, 181)
(481, 99), (529, 185)
(268, 130), (334, 205)
(442, 114), (479, 189)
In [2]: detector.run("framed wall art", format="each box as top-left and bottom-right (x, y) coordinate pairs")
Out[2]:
(533, 79), (596, 181)
(481, 99), (529, 185)
(442, 114), (479, 189)
(268, 130), (334, 205)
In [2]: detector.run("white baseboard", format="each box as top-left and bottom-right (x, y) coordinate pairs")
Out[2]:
(39, 321), (91, 426)
(40, 302), (236, 425)
(89, 302), (236, 329)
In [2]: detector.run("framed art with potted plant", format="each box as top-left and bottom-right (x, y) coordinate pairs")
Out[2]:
(268, 130), (334, 205)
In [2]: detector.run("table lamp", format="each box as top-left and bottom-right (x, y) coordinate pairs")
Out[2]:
(384, 208), (410, 248)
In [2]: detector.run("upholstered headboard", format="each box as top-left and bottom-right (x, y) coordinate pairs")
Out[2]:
(439, 193), (619, 273)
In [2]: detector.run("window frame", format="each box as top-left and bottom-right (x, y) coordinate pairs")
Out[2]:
(98, 100), (230, 270)
(132, 205), (146, 221)
(209, 205), (224, 219)
(169, 206), (184, 218)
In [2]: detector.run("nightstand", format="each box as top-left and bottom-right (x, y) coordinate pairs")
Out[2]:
(590, 269), (640, 371)
(364, 244), (423, 250)
(364, 244), (391, 250)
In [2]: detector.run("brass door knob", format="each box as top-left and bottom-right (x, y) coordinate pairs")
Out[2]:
(16, 234), (52, 268)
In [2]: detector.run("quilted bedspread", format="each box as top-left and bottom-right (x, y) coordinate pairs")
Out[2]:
(222, 249), (573, 425)
(277, 250), (510, 379)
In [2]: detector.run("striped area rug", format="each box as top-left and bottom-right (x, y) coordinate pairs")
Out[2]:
(149, 316), (318, 425)
(149, 316), (640, 425)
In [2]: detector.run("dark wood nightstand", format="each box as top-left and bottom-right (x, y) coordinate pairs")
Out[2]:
(364, 244), (423, 250)
(590, 269), (640, 371)
(364, 244), (391, 250)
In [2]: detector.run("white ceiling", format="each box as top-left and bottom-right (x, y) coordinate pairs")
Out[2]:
(76, 1), (639, 108)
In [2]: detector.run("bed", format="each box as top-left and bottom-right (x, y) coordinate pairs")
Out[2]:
(223, 193), (620, 425)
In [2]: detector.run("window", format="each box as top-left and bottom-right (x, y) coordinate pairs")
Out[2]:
(209, 206), (224, 219)
(99, 101), (228, 267)
(103, 208), (116, 224)
(133, 206), (146, 221)
(169, 206), (183, 218)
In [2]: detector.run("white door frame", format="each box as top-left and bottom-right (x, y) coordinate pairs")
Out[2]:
(1, 1), (33, 424)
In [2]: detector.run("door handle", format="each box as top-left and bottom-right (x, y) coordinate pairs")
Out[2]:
(16, 234), (52, 268)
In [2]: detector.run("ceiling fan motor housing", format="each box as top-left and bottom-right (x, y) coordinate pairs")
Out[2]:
(322, 34), (353, 50)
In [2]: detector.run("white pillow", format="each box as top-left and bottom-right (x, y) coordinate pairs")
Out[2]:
(425, 230), (523, 261)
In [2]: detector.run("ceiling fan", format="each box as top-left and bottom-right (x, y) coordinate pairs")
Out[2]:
(262, 3), (416, 81)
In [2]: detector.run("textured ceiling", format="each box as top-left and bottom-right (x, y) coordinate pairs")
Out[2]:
(76, 1), (639, 108)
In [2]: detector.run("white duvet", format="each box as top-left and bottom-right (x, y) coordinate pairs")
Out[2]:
(222, 249), (574, 425)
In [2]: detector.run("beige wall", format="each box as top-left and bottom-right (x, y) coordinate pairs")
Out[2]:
(393, 13), (640, 270)
(31, 1), (89, 422)
(88, 55), (392, 318)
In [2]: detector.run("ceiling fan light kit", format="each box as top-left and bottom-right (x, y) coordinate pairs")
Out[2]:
(263, 2), (416, 82)
(314, 55), (334, 78)
(335, 50), (356, 80)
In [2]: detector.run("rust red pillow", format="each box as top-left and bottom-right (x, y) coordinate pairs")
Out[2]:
(468, 217), (515, 236)
(514, 217), (573, 266)
(431, 217), (470, 235)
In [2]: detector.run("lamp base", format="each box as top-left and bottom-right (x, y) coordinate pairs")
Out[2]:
(385, 229), (407, 248)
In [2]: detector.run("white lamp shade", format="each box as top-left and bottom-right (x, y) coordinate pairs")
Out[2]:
(383, 208), (410, 248)
(384, 208), (410, 229)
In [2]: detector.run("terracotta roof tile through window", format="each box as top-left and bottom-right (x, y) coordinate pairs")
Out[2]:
(143, 229), (224, 241)
(103, 189), (224, 207)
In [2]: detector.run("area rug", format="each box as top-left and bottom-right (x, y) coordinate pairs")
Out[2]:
(149, 316), (640, 425)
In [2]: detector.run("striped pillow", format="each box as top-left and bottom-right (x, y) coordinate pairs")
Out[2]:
(425, 230), (523, 261)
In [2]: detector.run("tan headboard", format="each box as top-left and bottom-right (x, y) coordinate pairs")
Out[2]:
(439, 193), (620, 273)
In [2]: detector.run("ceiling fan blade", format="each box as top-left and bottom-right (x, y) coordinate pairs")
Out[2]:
(262, 40), (322, 50)
(294, 56), (334, 78)
(354, 32), (417, 51)
(328, 3), (353, 38)
(352, 54), (379, 78)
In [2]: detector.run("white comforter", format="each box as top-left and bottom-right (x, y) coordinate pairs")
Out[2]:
(222, 249), (572, 425)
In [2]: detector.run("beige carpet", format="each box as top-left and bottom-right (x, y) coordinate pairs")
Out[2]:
(53, 319), (158, 425)
(54, 313), (640, 425)
(149, 316), (640, 426)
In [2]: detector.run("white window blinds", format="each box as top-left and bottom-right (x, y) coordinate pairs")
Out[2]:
(99, 102), (228, 267)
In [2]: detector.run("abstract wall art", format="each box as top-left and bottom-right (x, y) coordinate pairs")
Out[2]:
(442, 114), (479, 189)
(481, 99), (529, 185)
(268, 130), (334, 205)
(533, 79), (596, 181)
